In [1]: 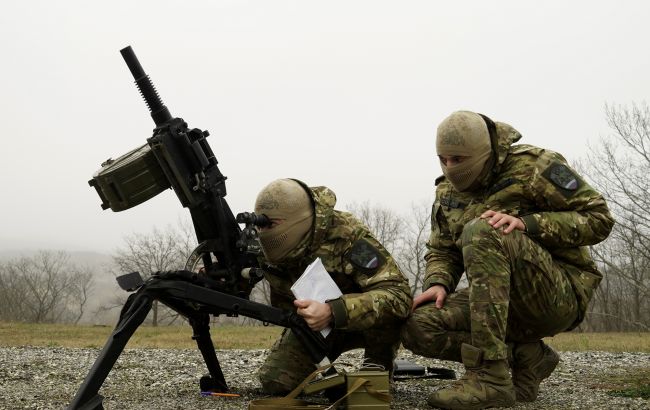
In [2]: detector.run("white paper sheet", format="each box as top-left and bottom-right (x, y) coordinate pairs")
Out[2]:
(290, 257), (342, 337)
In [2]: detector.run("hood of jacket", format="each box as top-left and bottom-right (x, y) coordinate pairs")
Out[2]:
(268, 182), (337, 267)
(463, 119), (524, 190)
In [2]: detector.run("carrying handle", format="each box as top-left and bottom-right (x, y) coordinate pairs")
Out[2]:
(286, 363), (337, 399)
(324, 376), (391, 409)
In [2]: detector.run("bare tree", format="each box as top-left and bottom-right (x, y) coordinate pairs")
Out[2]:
(69, 267), (96, 324)
(0, 251), (95, 323)
(577, 102), (650, 331)
(0, 262), (30, 320)
(346, 201), (404, 253)
(110, 222), (196, 326)
(346, 200), (433, 295)
(397, 201), (432, 295)
(105, 218), (281, 327)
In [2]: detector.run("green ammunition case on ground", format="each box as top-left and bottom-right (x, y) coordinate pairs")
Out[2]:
(344, 370), (390, 409)
(301, 368), (390, 409)
(303, 372), (346, 395)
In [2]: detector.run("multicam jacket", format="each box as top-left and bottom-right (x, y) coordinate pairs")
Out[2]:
(261, 185), (412, 331)
(424, 122), (615, 325)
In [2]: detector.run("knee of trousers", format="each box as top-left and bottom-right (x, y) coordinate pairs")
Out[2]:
(400, 306), (449, 357)
(257, 330), (315, 395)
(258, 363), (304, 395)
(258, 377), (290, 396)
(459, 218), (499, 248)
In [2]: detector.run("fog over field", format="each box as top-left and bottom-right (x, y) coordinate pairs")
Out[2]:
(1, 1), (649, 254)
(0, 250), (118, 324)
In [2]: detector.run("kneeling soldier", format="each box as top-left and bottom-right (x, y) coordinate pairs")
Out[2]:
(254, 178), (413, 394)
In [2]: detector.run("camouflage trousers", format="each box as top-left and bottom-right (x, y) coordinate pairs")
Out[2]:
(258, 326), (400, 394)
(402, 218), (579, 361)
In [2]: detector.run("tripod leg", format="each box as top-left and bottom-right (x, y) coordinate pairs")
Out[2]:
(190, 315), (228, 392)
(68, 292), (153, 410)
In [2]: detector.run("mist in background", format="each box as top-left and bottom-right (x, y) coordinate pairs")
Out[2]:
(1, 1), (648, 253)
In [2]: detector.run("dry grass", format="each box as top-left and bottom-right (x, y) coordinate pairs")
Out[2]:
(0, 322), (648, 352)
(0, 322), (282, 349)
(592, 367), (650, 400)
(543, 331), (650, 353)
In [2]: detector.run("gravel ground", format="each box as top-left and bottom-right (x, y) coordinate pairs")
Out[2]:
(0, 346), (648, 409)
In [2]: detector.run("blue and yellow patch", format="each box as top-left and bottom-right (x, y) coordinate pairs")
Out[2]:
(542, 162), (581, 197)
(348, 239), (385, 274)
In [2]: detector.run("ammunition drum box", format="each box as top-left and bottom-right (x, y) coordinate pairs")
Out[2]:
(89, 143), (170, 211)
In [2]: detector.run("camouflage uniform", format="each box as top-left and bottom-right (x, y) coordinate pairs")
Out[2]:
(402, 121), (614, 362)
(258, 184), (412, 394)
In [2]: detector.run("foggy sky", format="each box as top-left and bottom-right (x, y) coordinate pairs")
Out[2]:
(1, 1), (648, 253)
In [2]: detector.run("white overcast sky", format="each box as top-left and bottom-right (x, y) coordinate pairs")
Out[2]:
(0, 1), (648, 253)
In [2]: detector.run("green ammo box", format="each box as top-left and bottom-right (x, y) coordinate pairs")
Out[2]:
(345, 370), (390, 409)
(302, 372), (346, 395)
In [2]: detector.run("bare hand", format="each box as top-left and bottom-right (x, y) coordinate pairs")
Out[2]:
(294, 299), (333, 331)
(480, 210), (526, 234)
(412, 285), (447, 311)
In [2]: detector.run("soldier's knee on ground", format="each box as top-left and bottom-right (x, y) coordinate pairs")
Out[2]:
(258, 365), (302, 395)
(258, 328), (315, 395)
(259, 378), (292, 395)
(400, 314), (425, 353)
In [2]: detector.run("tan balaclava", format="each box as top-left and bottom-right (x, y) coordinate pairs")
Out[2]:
(254, 179), (314, 264)
(436, 110), (493, 192)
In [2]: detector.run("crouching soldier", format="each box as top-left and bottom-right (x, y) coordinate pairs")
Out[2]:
(401, 111), (614, 409)
(253, 178), (413, 394)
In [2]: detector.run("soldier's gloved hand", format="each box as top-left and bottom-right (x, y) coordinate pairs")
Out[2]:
(294, 299), (333, 331)
(480, 210), (526, 234)
(412, 285), (447, 311)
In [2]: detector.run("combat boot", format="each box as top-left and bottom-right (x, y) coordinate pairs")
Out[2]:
(427, 343), (515, 409)
(511, 340), (559, 402)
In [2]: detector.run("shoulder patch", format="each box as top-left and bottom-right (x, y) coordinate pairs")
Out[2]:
(541, 162), (581, 196)
(348, 239), (386, 273)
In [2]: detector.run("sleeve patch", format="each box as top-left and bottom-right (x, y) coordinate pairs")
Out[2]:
(348, 239), (386, 272)
(542, 162), (581, 196)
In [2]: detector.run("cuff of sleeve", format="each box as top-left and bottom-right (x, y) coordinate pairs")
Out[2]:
(327, 298), (348, 329)
(423, 276), (452, 293)
(521, 214), (540, 236)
